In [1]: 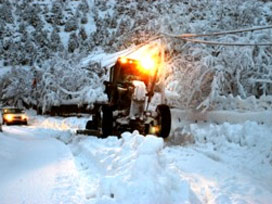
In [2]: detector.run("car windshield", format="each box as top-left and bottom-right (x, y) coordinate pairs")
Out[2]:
(3, 108), (24, 114)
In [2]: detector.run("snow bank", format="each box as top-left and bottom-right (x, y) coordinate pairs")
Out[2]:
(72, 131), (199, 204)
(212, 95), (272, 111)
(190, 121), (272, 203)
(171, 109), (272, 131)
(167, 121), (272, 203)
(190, 121), (272, 171)
(30, 114), (88, 131)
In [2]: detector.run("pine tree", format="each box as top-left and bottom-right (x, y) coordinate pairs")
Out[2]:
(68, 32), (79, 53)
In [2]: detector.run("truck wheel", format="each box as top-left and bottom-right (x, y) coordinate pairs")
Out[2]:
(156, 104), (171, 138)
(102, 105), (113, 138)
(85, 120), (94, 130)
(86, 105), (102, 130)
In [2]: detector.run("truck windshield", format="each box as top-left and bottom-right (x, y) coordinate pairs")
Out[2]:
(118, 62), (150, 86)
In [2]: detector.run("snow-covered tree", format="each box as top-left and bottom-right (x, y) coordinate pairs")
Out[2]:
(0, 1), (14, 24)
(68, 32), (79, 53)
(64, 16), (78, 32)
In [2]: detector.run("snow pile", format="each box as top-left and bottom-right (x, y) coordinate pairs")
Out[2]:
(166, 121), (272, 203)
(27, 113), (89, 144)
(171, 109), (272, 130)
(72, 131), (199, 204)
(71, 120), (272, 203)
(190, 121), (272, 171)
(1, 115), (272, 203)
(209, 95), (272, 111)
(30, 114), (88, 131)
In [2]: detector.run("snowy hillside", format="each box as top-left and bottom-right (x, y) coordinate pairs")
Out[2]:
(1, 0), (272, 111)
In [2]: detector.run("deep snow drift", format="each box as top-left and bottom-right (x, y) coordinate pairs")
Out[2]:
(0, 113), (271, 204)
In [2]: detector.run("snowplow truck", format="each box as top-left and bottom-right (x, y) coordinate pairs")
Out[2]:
(78, 57), (171, 138)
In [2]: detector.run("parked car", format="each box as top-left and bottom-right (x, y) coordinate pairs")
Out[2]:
(1, 107), (28, 125)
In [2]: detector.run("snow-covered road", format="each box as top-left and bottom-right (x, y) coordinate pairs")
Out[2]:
(0, 126), (85, 204)
(0, 115), (271, 204)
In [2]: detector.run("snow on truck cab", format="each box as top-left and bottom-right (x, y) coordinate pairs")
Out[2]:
(77, 55), (171, 138)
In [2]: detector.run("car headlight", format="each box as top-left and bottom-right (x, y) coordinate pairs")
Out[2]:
(4, 114), (13, 122)
(22, 115), (27, 120)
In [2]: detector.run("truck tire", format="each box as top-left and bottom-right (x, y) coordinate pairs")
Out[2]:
(85, 120), (93, 130)
(102, 105), (113, 138)
(156, 104), (171, 138)
(86, 105), (102, 130)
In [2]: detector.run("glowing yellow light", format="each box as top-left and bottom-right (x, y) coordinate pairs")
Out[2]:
(150, 125), (160, 134)
(119, 57), (128, 64)
(4, 114), (13, 122)
(126, 43), (164, 76)
(140, 57), (155, 70)
(22, 115), (27, 120)
(138, 55), (158, 75)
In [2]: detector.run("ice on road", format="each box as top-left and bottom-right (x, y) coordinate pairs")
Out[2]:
(0, 126), (85, 204)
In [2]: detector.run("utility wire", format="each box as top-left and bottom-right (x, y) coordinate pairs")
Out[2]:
(125, 25), (272, 51)
(163, 25), (272, 38)
(124, 35), (163, 56)
(181, 38), (272, 46)
(162, 25), (272, 46)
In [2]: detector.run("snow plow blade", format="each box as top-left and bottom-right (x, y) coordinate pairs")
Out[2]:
(76, 129), (101, 137)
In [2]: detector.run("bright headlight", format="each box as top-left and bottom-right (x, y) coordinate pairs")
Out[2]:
(138, 56), (158, 76)
(4, 114), (13, 122)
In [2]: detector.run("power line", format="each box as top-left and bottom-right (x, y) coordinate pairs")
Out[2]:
(163, 25), (272, 38)
(162, 25), (272, 46)
(124, 35), (163, 56)
(181, 38), (272, 46)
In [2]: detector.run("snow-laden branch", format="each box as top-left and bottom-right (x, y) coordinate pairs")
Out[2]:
(57, 85), (90, 96)
(250, 78), (272, 84)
